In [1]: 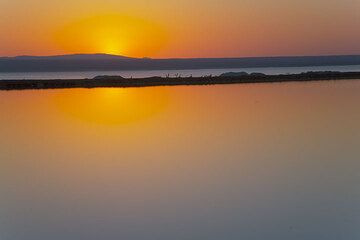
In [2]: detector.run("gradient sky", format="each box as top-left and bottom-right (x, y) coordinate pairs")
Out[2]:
(1, 0), (360, 58)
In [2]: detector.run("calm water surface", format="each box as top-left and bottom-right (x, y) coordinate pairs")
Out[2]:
(0, 80), (359, 239)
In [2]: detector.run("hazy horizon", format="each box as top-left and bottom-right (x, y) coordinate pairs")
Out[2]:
(3, 52), (360, 59)
(2, 54), (360, 74)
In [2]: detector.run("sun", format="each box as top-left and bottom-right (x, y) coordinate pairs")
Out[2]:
(101, 38), (124, 55)
(53, 14), (168, 57)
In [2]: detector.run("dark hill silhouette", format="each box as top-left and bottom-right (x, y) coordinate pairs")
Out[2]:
(8, 54), (135, 60)
(1, 54), (360, 72)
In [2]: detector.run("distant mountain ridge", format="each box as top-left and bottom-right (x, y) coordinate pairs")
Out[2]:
(1, 54), (135, 60)
(1, 54), (360, 72)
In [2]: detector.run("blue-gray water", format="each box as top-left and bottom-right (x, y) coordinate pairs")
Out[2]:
(1, 65), (360, 79)
(0, 79), (359, 240)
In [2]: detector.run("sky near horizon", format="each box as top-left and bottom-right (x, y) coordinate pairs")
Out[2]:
(1, 0), (360, 58)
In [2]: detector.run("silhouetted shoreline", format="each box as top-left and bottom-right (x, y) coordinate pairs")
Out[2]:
(2, 54), (360, 72)
(1, 71), (360, 91)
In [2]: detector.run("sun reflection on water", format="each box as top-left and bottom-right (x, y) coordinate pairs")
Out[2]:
(53, 87), (170, 125)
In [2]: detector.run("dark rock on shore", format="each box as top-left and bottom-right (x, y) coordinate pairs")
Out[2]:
(93, 75), (125, 80)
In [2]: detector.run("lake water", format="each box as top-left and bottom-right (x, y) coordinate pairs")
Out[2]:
(0, 80), (359, 240)
(1, 65), (360, 79)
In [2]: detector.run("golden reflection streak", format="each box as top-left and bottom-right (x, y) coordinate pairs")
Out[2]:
(53, 87), (170, 125)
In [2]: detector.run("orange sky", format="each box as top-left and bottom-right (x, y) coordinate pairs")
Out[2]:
(1, 0), (360, 58)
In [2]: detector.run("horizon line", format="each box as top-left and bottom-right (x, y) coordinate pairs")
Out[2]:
(1, 53), (360, 60)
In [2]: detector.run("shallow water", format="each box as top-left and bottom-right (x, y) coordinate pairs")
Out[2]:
(0, 80), (359, 239)
(1, 65), (360, 79)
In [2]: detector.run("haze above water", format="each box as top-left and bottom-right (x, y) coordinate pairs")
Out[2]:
(1, 65), (360, 80)
(0, 80), (359, 239)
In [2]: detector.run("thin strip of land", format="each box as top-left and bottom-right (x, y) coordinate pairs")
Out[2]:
(1, 71), (360, 91)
